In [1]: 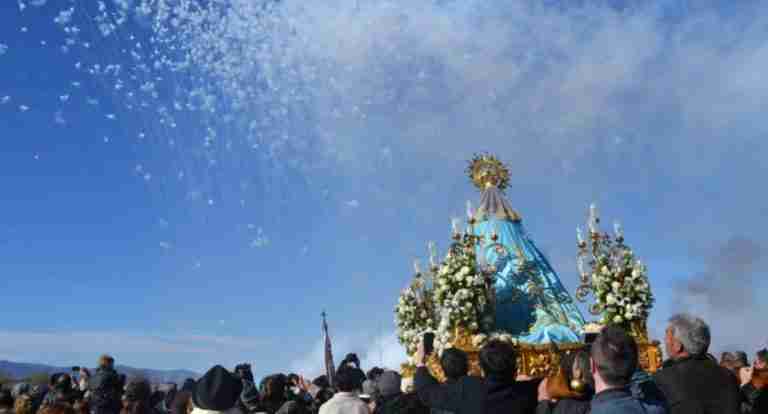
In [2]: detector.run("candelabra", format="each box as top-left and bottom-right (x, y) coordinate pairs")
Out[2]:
(574, 203), (626, 315)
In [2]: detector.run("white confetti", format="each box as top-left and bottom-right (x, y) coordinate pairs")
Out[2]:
(103, 136), (110, 143)
(105, 113), (115, 120)
(20, 27), (28, 33)
(0, 44), (7, 56)
(54, 110), (66, 125)
(54, 8), (74, 25)
(19, 105), (29, 112)
(59, 94), (69, 102)
(29, 0), (47, 6)
(159, 241), (172, 249)
(0, 96), (10, 104)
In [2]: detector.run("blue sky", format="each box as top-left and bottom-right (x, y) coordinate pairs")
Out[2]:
(1, 0), (767, 379)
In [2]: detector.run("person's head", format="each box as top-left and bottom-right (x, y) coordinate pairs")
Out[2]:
(38, 403), (76, 414)
(341, 353), (360, 370)
(261, 375), (287, 401)
(334, 366), (360, 393)
(721, 351), (749, 376)
(311, 375), (329, 390)
(11, 383), (30, 400)
(121, 378), (152, 414)
(0, 389), (13, 409)
(479, 340), (518, 382)
(590, 325), (638, 391)
(440, 348), (469, 381)
(366, 367), (384, 381)
(192, 366), (243, 412)
(53, 374), (73, 393)
(14, 395), (34, 414)
(554, 349), (594, 396)
(233, 364), (254, 383)
(665, 313), (710, 359)
(376, 370), (402, 399)
(756, 349), (768, 370)
(98, 355), (115, 370)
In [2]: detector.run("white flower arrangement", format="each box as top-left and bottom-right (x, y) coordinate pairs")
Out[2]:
(395, 281), (437, 354)
(591, 248), (654, 325)
(432, 245), (488, 353)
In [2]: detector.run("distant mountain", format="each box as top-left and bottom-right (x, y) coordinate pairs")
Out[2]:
(0, 360), (198, 385)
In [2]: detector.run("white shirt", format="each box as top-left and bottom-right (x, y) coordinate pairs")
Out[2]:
(318, 392), (369, 414)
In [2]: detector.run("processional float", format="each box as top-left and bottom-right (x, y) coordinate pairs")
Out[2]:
(396, 154), (662, 380)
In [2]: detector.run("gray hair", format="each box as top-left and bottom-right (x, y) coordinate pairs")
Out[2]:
(668, 313), (711, 356)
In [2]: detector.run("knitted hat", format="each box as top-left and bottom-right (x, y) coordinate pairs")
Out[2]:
(376, 371), (402, 398)
(192, 366), (243, 411)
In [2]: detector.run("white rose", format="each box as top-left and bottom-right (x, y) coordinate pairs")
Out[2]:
(611, 281), (621, 291)
(613, 315), (624, 324)
(601, 266), (610, 275)
(461, 266), (470, 275)
(606, 294), (617, 305)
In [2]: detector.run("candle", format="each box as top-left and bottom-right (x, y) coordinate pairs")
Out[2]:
(413, 259), (421, 275)
(614, 220), (623, 237)
(466, 200), (475, 219)
(588, 203), (598, 233)
(577, 226), (584, 244)
(451, 217), (460, 235)
(428, 241), (437, 267)
(577, 256), (586, 275)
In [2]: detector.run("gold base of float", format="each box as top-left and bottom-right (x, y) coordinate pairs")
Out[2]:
(401, 323), (662, 381)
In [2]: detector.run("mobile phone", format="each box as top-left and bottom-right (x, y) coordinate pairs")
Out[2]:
(423, 332), (435, 356)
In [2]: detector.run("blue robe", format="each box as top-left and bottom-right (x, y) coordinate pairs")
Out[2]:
(473, 219), (585, 343)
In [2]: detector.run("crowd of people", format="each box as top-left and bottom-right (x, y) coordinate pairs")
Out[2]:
(1, 313), (766, 414)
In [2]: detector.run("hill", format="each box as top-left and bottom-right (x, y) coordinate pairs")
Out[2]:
(0, 360), (198, 385)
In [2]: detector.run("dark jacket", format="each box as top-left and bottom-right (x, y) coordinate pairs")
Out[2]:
(741, 383), (767, 414)
(414, 367), (484, 414)
(535, 397), (590, 414)
(753, 390), (768, 413)
(484, 378), (538, 414)
(375, 392), (429, 414)
(654, 355), (741, 414)
(591, 388), (667, 414)
(89, 367), (122, 414)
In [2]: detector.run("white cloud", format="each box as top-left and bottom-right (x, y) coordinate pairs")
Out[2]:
(289, 330), (406, 378)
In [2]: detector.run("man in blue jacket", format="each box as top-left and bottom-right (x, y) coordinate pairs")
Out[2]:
(590, 326), (667, 414)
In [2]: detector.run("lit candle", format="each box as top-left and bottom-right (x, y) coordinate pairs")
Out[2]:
(466, 200), (475, 219)
(451, 217), (461, 235)
(413, 259), (421, 275)
(588, 203), (598, 233)
(576, 226), (584, 244)
(614, 220), (623, 238)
